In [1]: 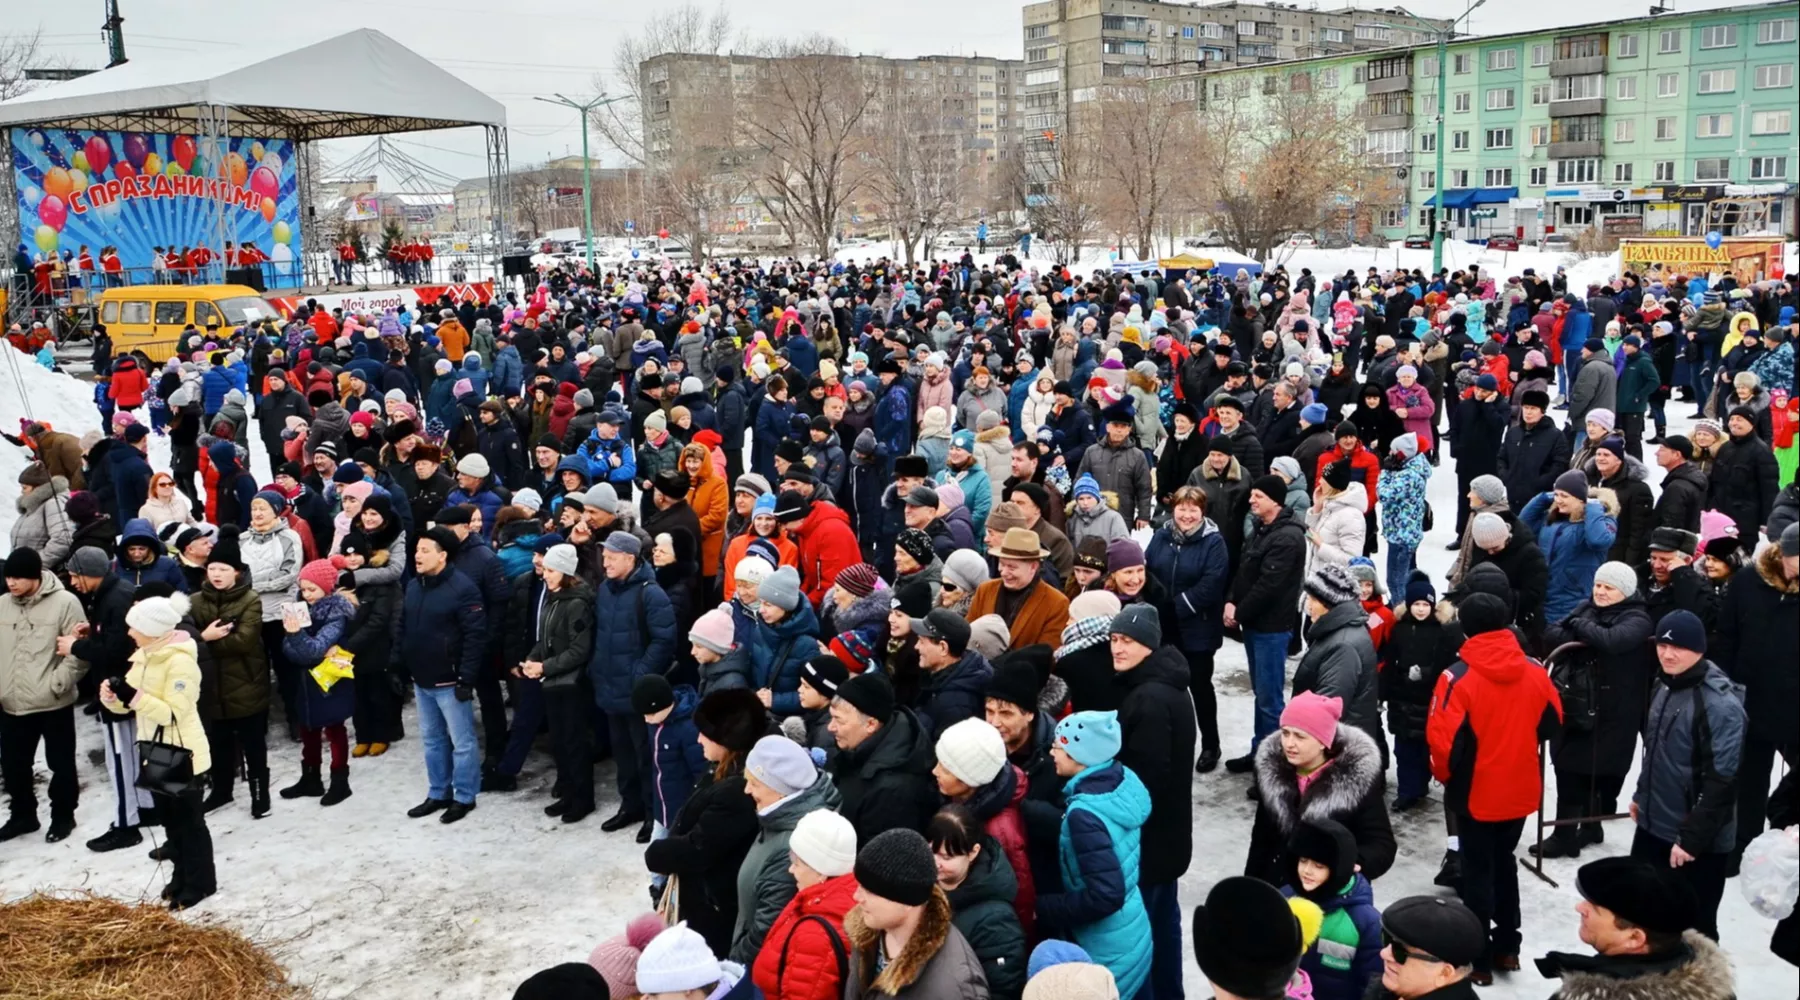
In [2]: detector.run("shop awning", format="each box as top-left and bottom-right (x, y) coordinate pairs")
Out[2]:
(1425, 186), (1518, 209)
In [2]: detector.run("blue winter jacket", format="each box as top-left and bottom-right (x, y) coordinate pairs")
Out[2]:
(716, 381), (749, 449)
(281, 593), (358, 728)
(490, 345), (523, 399)
(873, 380), (913, 457)
(425, 375), (458, 429)
(649, 684), (710, 827)
(587, 560), (679, 714)
(1559, 298), (1592, 352)
(1144, 517), (1229, 653)
(937, 465), (993, 542)
(1007, 377), (1034, 444)
(752, 396), (796, 481)
(209, 441), (258, 530)
(109, 443), (154, 529)
(115, 518), (189, 592)
(749, 601), (823, 717)
(395, 566), (488, 688)
(202, 365), (236, 416)
(451, 532), (512, 655)
(1039, 761), (1154, 1000)
(459, 354), (490, 399)
(579, 429), (637, 487)
(1283, 875), (1383, 1000)
(785, 332), (819, 378)
(915, 649), (994, 737)
(1519, 493), (1618, 623)
(446, 485), (506, 541)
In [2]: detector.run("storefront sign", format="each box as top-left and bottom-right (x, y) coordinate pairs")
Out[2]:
(266, 281), (495, 320)
(1601, 215), (1644, 236)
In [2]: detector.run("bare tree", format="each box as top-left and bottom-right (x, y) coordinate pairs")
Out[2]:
(588, 3), (733, 167)
(1012, 130), (1105, 262)
(863, 73), (971, 268)
(0, 28), (74, 103)
(739, 38), (879, 260)
(1195, 82), (1366, 261)
(1092, 86), (1202, 261)
(508, 167), (551, 238)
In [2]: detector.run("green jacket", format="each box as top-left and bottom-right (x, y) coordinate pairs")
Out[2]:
(188, 581), (270, 721)
(1616, 350), (1660, 416)
(0, 572), (89, 715)
(729, 771), (841, 964)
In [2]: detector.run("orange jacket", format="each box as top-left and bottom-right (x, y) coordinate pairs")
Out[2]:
(686, 455), (730, 577)
(722, 529), (798, 589)
(437, 319), (470, 361)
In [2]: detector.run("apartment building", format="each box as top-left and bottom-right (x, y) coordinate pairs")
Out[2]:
(1159, 0), (1798, 242)
(1018, 0), (1451, 191)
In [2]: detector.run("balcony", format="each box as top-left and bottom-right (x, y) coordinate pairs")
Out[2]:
(1366, 72), (1411, 95)
(1367, 111), (1413, 130)
(1549, 97), (1606, 118)
(1550, 54), (1606, 76)
(1548, 139), (1604, 158)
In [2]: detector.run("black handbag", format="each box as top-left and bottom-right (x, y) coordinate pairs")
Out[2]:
(137, 724), (195, 797)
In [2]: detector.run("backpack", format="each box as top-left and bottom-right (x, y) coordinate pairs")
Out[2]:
(1546, 640), (1597, 736)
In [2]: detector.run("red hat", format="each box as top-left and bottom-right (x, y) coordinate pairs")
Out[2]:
(298, 559), (339, 594)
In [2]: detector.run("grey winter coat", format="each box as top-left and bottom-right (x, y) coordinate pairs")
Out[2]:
(1569, 354), (1619, 428)
(1633, 660), (1746, 856)
(1291, 600), (1382, 744)
(844, 891), (989, 1000)
(1075, 439), (1154, 524)
(11, 478), (75, 571)
(954, 381), (1009, 433)
(730, 771), (843, 964)
(0, 572), (89, 715)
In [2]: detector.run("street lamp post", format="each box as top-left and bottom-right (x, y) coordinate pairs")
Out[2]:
(1431, 0), (1485, 275)
(533, 93), (625, 272)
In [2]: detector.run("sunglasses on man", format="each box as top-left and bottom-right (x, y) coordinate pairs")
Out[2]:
(1383, 931), (1444, 966)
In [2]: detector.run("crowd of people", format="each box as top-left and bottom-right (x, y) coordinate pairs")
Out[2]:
(3, 249), (1796, 1000)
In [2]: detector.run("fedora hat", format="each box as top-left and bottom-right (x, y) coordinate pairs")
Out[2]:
(994, 526), (1049, 562)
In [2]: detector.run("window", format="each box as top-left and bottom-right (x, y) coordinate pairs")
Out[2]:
(1655, 116), (1678, 140)
(1696, 113), (1732, 137)
(1553, 115), (1605, 143)
(1553, 74), (1604, 101)
(1658, 29), (1681, 53)
(1756, 64), (1794, 89)
(1453, 53), (1471, 74)
(1380, 208), (1407, 228)
(1102, 14), (1147, 32)
(1451, 169), (1470, 187)
(1289, 72), (1311, 92)
(1657, 72), (1679, 98)
(1694, 157), (1730, 181)
(1102, 39), (1145, 55)
(1354, 23), (1392, 42)
(1530, 124), (1550, 146)
(1561, 205), (1595, 226)
(1024, 68), (1060, 86)
(1614, 119), (1636, 142)
(1486, 87), (1515, 110)
(1181, 24), (1195, 39)
(1319, 67), (1339, 87)
(1353, 65), (1366, 83)
(1751, 156), (1789, 179)
(1654, 160), (1676, 181)
(1237, 19), (1258, 35)
(1262, 75), (1277, 94)
(1484, 167), (1514, 186)
(1557, 158), (1600, 183)
(1485, 127), (1514, 149)
(1487, 48), (1516, 71)
(1419, 169), (1436, 190)
(1614, 162), (1634, 182)
(192, 301), (221, 329)
(1699, 24), (1736, 49)
(1529, 165), (1548, 185)
(1531, 83), (1551, 106)
(1615, 76), (1637, 100)
(1615, 33), (1638, 57)
(118, 300), (150, 325)
(1759, 19), (1796, 44)
(153, 300), (188, 325)
(1698, 69), (1736, 94)
(1453, 91), (1471, 113)
(1420, 93), (1437, 116)
(1365, 129), (1411, 162)
(1025, 24), (1051, 40)
(1752, 110), (1792, 134)
(1026, 47), (1053, 62)
(1452, 130), (1470, 150)
(1367, 56), (1409, 81)
(1420, 132), (1436, 152)
(1419, 55), (1438, 77)
(1531, 43), (1551, 66)
(1556, 35), (1606, 59)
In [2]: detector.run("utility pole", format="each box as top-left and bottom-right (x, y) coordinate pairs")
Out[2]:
(102, 0), (128, 67)
(532, 93), (624, 272)
(1432, 0), (1485, 275)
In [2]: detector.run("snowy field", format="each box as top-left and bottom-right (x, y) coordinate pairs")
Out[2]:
(0, 318), (1792, 999)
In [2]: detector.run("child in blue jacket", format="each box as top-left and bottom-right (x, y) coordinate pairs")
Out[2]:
(1280, 818), (1382, 1000)
(634, 674), (707, 898)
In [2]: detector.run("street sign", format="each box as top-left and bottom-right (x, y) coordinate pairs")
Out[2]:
(624, 220), (635, 232)
(1611, 189), (1628, 203)
(1470, 207), (1498, 219)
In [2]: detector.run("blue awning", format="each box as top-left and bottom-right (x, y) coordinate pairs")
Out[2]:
(1425, 189), (1476, 209)
(1470, 186), (1518, 204)
(1425, 186), (1518, 209)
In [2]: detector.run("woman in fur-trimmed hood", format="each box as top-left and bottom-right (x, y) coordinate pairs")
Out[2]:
(1244, 705), (1396, 886)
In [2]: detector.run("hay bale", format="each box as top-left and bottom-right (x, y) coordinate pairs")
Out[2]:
(0, 892), (311, 1000)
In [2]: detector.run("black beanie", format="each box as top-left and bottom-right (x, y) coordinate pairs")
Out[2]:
(631, 674), (675, 716)
(855, 828), (939, 906)
(1458, 592), (1511, 637)
(835, 671), (895, 722)
(3, 547), (43, 580)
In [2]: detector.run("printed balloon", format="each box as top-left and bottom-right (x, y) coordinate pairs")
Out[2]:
(37, 195), (68, 231)
(171, 135), (197, 171)
(123, 132), (151, 169)
(143, 152), (162, 176)
(68, 169), (88, 193)
(42, 166), (74, 202)
(260, 196), (277, 222)
(165, 162), (185, 178)
(27, 128), (46, 148)
(22, 185), (42, 209)
(259, 151), (284, 178)
(224, 152), (247, 187)
(72, 150), (88, 173)
(269, 242), (294, 264)
(272, 220), (293, 245)
(115, 160), (137, 183)
(251, 141), (265, 162)
(84, 135), (112, 175)
(249, 165), (279, 201)
(658, 228), (670, 239)
(34, 224), (59, 253)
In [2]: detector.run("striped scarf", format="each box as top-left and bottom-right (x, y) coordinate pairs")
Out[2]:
(1055, 615), (1114, 660)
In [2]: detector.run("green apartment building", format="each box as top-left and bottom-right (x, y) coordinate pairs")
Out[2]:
(1162, 1), (1798, 243)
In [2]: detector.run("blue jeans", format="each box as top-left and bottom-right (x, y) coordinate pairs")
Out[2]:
(1385, 542), (1416, 597)
(1243, 629), (1291, 752)
(1395, 736), (1430, 800)
(1140, 880), (1183, 1000)
(416, 684), (480, 805)
(496, 676), (545, 777)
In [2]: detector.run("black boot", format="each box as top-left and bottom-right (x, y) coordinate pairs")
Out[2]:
(1527, 832), (1582, 859)
(45, 813), (76, 843)
(278, 765), (324, 799)
(249, 769), (272, 819)
(0, 814), (40, 841)
(600, 808), (646, 833)
(1434, 850), (1462, 888)
(201, 771), (235, 813)
(1194, 748), (1221, 774)
(86, 825), (144, 853)
(320, 767), (352, 807)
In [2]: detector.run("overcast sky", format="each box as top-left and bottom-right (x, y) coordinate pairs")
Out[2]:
(18, 0), (1758, 189)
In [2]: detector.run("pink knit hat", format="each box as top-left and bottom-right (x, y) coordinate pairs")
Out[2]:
(688, 606), (737, 656)
(1280, 692), (1343, 747)
(298, 559), (339, 595)
(586, 912), (664, 999)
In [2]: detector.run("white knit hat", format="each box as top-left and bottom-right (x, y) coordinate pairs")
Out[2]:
(636, 922), (730, 993)
(1023, 962), (1121, 999)
(1068, 589), (1122, 622)
(789, 808), (858, 877)
(126, 592), (191, 638)
(1471, 512), (1511, 549)
(1594, 561), (1638, 599)
(511, 488), (543, 514)
(455, 452), (490, 479)
(935, 718), (1008, 787)
(542, 544), (579, 578)
(734, 555), (775, 585)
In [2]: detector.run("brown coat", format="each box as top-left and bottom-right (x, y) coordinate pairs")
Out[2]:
(967, 577), (1070, 651)
(842, 889), (988, 1000)
(31, 429), (85, 489)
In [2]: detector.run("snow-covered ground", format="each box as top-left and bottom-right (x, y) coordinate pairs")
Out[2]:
(1, 323), (1791, 1000)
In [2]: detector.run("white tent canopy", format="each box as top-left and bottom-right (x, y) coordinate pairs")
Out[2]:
(0, 29), (506, 139)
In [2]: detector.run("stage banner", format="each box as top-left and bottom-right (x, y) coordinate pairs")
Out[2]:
(12, 127), (301, 272)
(265, 281), (496, 319)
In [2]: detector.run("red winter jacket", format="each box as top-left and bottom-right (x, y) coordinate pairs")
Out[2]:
(752, 873), (858, 1000)
(790, 501), (859, 608)
(108, 358), (149, 408)
(971, 764), (1037, 940)
(1427, 629), (1563, 822)
(1313, 442), (1380, 512)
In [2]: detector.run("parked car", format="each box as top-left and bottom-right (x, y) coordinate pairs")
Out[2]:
(1282, 232), (1319, 248)
(1538, 233), (1575, 252)
(1183, 230), (1230, 248)
(1485, 234), (1520, 251)
(1402, 234), (1433, 249)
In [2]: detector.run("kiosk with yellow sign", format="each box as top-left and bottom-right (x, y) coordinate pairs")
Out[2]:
(1617, 237), (1786, 285)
